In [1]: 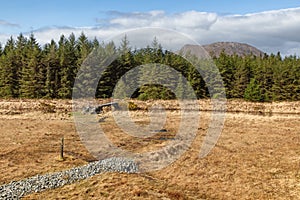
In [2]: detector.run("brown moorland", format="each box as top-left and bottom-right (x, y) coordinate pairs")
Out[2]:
(0, 99), (299, 199)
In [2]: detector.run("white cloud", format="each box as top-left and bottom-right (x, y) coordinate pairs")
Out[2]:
(106, 10), (217, 30)
(0, 19), (20, 28)
(1, 8), (300, 56)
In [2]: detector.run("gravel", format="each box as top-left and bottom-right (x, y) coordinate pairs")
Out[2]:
(0, 157), (138, 199)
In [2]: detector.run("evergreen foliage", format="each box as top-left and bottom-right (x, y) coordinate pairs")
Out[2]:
(0, 33), (299, 101)
(244, 78), (264, 102)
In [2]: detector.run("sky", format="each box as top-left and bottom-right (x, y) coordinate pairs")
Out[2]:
(1, 0), (300, 56)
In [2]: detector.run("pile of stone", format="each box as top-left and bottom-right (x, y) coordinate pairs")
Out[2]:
(0, 157), (138, 199)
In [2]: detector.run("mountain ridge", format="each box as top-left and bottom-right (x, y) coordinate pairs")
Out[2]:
(181, 42), (264, 58)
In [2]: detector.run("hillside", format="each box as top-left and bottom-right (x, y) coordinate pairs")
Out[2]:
(181, 42), (265, 57)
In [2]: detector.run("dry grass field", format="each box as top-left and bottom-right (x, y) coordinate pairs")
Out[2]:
(0, 99), (300, 199)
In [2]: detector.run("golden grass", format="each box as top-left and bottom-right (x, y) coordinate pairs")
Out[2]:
(0, 99), (299, 199)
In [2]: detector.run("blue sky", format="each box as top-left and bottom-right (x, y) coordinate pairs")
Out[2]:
(1, 0), (300, 33)
(1, 1), (300, 55)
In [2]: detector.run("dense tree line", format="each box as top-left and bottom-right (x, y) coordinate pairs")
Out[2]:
(0, 33), (299, 101)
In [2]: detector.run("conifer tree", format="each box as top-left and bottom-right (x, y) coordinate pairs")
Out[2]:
(20, 34), (44, 98)
(58, 34), (78, 98)
(76, 32), (92, 66)
(96, 41), (117, 98)
(244, 78), (264, 102)
(215, 50), (235, 98)
(0, 37), (19, 97)
(43, 40), (60, 98)
(232, 55), (251, 98)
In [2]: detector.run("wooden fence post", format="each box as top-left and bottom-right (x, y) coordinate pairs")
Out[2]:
(60, 137), (64, 160)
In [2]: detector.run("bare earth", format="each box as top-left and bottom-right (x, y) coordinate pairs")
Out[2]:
(0, 99), (300, 199)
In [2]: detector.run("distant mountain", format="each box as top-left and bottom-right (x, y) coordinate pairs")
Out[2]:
(180, 42), (264, 58)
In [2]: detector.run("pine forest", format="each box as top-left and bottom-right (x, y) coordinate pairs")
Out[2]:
(0, 33), (299, 102)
